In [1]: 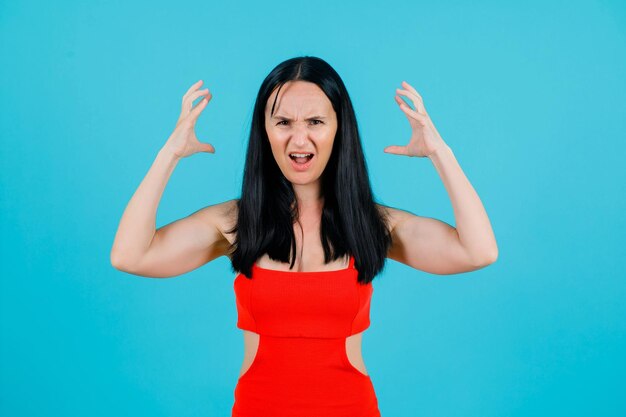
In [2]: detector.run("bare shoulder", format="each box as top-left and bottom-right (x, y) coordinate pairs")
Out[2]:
(194, 198), (239, 246)
(375, 203), (415, 234)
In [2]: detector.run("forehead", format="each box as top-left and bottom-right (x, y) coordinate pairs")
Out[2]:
(266, 81), (332, 115)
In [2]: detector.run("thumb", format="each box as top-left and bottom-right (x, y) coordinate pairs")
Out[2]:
(198, 141), (215, 153)
(383, 145), (407, 155)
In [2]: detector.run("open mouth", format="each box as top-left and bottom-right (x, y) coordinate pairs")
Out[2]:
(289, 152), (314, 165)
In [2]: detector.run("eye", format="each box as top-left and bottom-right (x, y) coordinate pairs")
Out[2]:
(276, 120), (323, 126)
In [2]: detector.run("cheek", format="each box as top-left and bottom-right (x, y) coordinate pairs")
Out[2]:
(320, 132), (337, 154)
(267, 137), (290, 164)
(266, 130), (285, 147)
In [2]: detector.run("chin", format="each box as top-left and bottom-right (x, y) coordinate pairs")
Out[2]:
(286, 175), (319, 185)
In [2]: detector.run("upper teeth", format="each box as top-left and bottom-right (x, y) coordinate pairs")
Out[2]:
(290, 153), (312, 157)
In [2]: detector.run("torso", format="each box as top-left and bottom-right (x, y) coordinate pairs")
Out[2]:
(215, 199), (394, 378)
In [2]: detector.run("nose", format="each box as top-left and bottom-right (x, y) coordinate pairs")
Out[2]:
(291, 122), (311, 145)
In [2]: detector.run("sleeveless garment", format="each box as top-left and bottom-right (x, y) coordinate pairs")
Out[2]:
(231, 255), (381, 417)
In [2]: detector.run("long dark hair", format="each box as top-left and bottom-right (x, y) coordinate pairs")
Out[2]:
(226, 56), (392, 284)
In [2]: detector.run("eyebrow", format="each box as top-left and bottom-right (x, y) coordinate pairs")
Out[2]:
(272, 115), (327, 120)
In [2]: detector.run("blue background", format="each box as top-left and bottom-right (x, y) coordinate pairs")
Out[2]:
(1, 0), (625, 416)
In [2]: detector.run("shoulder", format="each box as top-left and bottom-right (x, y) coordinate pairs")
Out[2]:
(375, 203), (414, 235)
(194, 198), (239, 245)
(216, 199), (239, 244)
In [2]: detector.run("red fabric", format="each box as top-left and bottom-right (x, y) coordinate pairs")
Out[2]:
(231, 255), (381, 417)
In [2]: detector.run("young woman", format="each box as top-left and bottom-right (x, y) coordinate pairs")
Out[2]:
(110, 56), (498, 417)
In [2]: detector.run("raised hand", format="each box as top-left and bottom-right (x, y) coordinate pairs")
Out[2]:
(163, 79), (215, 158)
(384, 81), (446, 158)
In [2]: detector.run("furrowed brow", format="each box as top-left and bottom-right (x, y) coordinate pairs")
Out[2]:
(272, 115), (327, 120)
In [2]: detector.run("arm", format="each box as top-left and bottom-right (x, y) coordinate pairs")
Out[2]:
(110, 148), (179, 271)
(112, 198), (235, 278)
(383, 81), (498, 275)
(383, 145), (498, 275)
(429, 144), (498, 266)
(110, 79), (223, 278)
(109, 148), (233, 278)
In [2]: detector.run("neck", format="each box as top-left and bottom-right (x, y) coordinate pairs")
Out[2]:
(292, 182), (324, 215)
(293, 182), (322, 205)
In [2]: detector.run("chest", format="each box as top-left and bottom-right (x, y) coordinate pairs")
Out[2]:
(234, 258), (373, 338)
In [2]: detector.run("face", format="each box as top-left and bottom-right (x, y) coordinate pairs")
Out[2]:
(264, 80), (338, 188)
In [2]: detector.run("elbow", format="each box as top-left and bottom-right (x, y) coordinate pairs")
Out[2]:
(110, 251), (124, 270)
(110, 249), (132, 271)
(471, 246), (498, 268)
(482, 246), (499, 266)
(490, 243), (499, 262)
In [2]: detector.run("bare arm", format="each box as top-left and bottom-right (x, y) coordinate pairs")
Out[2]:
(428, 145), (498, 266)
(382, 147), (498, 275)
(111, 197), (235, 278)
(110, 149), (233, 278)
(109, 148), (180, 271)
(383, 81), (498, 275)
(110, 79), (223, 277)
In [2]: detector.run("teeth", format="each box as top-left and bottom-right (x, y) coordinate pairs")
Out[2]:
(290, 153), (313, 158)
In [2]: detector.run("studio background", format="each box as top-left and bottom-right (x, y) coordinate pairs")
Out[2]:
(1, 0), (625, 416)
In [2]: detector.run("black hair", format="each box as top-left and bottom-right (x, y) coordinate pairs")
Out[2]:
(226, 56), (392, 285)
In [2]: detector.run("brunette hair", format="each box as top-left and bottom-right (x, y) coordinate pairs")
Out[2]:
(226, 56), (392, 284)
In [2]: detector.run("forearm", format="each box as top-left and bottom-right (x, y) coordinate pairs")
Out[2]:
(110, 148), (181, 267)
(428, 144), (498, 263)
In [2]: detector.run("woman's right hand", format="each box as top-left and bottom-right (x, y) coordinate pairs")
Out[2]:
(162, 79), (216, 159)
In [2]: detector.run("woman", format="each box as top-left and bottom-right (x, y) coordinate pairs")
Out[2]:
(110, 56), (498, 416)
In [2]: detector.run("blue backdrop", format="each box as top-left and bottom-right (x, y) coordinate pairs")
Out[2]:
(1, 0), (625, 416)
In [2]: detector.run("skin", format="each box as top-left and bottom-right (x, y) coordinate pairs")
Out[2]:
(264, 80), (338, 216)
(111, 78), (499, 381)
(240, 80), (499, 378)
(244, 81), (370, 377)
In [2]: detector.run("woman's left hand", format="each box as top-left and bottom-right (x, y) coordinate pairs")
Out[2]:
(384, 81), (447, 158)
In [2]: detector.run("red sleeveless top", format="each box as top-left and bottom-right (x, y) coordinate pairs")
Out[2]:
(233, 255), (373, 338)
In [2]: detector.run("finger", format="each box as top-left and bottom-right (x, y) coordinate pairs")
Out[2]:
(399, 81), (425, 104)
(396, 88), (426, 114)
(383, 145), (409, 155)
(183, 79), (204, 102)
(395, 89), (421, 113)
(395, 92), (414, 109)
(401, 80), (418, 94)
(185, 89), (211, 110)
(191, 88), (211, 100)
(401, 81), (425, 104)
(189, 96), (209, 121)
(184, 91), (210, 116)
(395, 95), (428, 125)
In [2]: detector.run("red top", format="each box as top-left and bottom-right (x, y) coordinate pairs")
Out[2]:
(234, 255), (373, 338)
